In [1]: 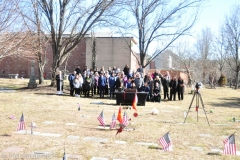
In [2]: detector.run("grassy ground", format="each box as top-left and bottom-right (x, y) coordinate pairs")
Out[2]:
(0, 78), (240, 160)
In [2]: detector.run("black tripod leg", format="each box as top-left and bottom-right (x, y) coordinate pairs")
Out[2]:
(199, 93), (210, 126)
(183, 92), (196, 124)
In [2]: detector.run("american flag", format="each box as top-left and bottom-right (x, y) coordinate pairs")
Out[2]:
(97, 110), (105, 127)
(223, 134), (236, 155)
(17, 113), (26, 131)
(110, 113), (116, 129)
(159, 132), (173, 151)
(122, 111), (129, 126)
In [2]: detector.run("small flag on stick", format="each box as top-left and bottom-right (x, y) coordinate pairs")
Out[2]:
(159, 132), (173, 151)
(223, 134), (236, 155)
(63, 148), (67, 160)
(97, 110), (105, 127)
(17, 113), (26, 131)
(110, 113), (116, 129)
(117, 107), (123, 123)
(122, 111), (129, 127)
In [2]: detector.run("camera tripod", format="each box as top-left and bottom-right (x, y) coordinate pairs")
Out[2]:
(183, 89), (210, 126)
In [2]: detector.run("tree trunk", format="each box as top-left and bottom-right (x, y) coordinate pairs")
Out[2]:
(38, 62), (45, 85)
(50, 55), (59, 87)
(235, 71), (239, 89)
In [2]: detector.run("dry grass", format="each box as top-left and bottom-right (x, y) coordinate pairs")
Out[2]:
(0, 78), (240, 160)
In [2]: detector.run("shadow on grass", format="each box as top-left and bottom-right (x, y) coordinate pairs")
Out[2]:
(208, 97), (240, 108)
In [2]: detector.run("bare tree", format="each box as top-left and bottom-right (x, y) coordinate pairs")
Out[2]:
(222, 5), (240, 89)
(0, 0), (32, 61)
(175, 42), (197, 86)
(118, 0), (205, 68)
(195, 27), (213, 84)
(34, 0), (117, 86)
(213, 29), (227, 75)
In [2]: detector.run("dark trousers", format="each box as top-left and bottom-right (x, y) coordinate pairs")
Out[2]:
(170, 89), (176, 101)
(178, 91), (184, 100)
(99, 86), (105, 97)
(70, 83), (74, 96)
(152, 94), (161, 102)
(163, 88), (169, 99)
(109, 86), (115, 98)
(74, 88), (80, 95)
(105, 85), (109, 95)
(85, 90), (90, 97)
(93, 86), (99, 94)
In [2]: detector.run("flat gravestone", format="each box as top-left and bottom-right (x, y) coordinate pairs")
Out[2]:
(115, 140), (127, 144)
(38, 133), (62, 137)
(83, 137), (108, 143)
(189, 146), (204, 152)
(42, 121), (55, 125)
(16, 130), (40, 135)
(2, 147), (24, 153)
(96, 126), (110, 130)
(66, 154), (82, 159)
(90, 102), (104, 104)
(209, 147), (220, 152)
(91, 157), (108, 160)
(67, 135), (80, 139)
(65, 123), (77, 126)
(199, 134), (211, 137)
(212, 124), (230, 126)
(178, 123), (195, 125)
(82, 115), (92, 118)
(34, 151), (51, 155)
(134, 142), (158, 146)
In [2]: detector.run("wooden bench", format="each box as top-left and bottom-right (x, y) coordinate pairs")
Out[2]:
(8, 74), (19, 79)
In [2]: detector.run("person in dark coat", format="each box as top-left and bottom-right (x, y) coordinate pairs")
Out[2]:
(68, 71), (76, 96)
(177, 76), (185, 100)
(152, 82), (161, 102)
(141, 82), (150, 101)
(162, 75), (170, 100)
(75, 66), (81, 75)
(169, 76), (178, 101)
(98, 72), (107, 98)
(109, 72), (117, 98)
(123, 65), (130, 79)
(115, 73), (124, 92)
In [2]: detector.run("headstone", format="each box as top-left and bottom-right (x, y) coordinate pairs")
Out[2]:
(42, 121), (55, 125)
(83, 137), (108, 143)
(134, 142), (158, 146)
(199, 134), (211, 137)
(56, 70), (63, 95)
(2, 147), (25, 153)
(38, 133), (62, 137)
(28, 60), (37, 89)
(115, 140), (127, 144)
(189, 146), (204, 152)
(90, 102), (104, 104)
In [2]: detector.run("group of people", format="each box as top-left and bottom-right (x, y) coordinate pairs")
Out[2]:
(65, 65), (185, 102)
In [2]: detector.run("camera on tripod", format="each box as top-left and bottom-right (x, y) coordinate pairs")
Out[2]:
(195, 82), (201, 90)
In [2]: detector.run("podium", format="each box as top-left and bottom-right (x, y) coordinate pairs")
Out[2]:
(115, 91), (148, 106)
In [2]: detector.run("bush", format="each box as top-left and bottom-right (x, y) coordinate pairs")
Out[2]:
(218, 74), (228, 87)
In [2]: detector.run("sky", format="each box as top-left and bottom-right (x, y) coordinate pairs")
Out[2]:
(191, 0), (239, 38)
